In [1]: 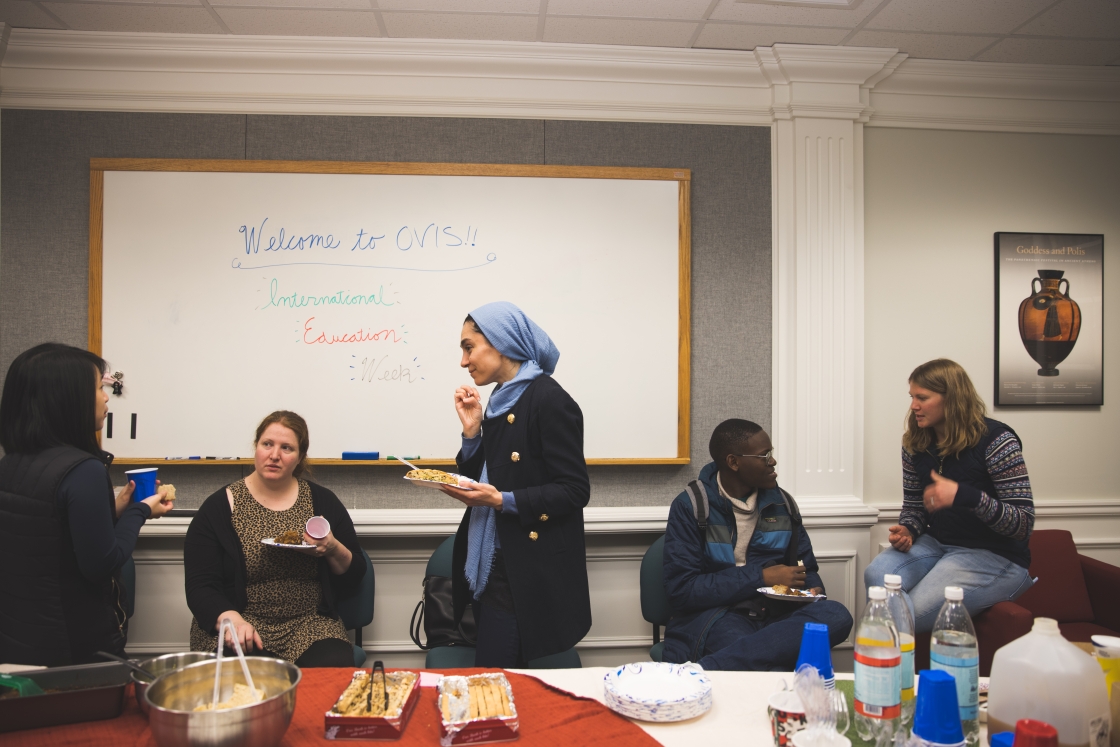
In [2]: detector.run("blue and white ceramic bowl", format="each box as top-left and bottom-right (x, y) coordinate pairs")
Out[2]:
(603, 662), (712, 722)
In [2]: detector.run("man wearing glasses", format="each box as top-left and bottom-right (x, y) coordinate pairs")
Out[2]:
(661, 419), (853, 670)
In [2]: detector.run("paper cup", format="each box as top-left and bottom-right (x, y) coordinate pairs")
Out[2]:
(125, 468), (158, 501)
(305, 516), (330, 540)
(768, 690), (807, 747)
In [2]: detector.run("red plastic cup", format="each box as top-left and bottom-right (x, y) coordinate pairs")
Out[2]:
(1014, 719), (1059, 747)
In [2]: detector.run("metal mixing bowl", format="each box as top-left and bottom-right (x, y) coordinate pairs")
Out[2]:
(144, 657), (300, 747)
(134, 652), (217, 715)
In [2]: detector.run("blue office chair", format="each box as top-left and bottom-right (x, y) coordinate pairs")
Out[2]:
(639, 535), (672, 662)
(336, 547), (376, 667)
(422, 536), (582, 670)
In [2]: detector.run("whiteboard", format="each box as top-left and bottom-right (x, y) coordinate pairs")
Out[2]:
(93, 161), (689, 463)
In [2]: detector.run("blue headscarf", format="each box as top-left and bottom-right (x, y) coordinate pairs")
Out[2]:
(463, 302), (559, 599)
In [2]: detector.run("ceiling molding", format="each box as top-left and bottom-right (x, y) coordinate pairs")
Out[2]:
(1, 29), (1118, 135)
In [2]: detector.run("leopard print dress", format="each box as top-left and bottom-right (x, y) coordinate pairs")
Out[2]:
(189, 479), (349, 662)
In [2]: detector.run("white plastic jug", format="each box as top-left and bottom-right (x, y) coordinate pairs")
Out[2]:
(987, 617), (1110, 747)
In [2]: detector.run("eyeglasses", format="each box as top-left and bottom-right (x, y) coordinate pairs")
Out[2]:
(734, 448), (776, 461)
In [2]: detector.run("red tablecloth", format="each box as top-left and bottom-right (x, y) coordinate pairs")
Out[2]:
(8, 667), (662, 746)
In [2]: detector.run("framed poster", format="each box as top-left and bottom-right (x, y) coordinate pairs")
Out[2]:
(995, 232), (1103, 406)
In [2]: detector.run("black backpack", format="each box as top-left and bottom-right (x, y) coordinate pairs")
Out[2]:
(409, 574), (477, 651)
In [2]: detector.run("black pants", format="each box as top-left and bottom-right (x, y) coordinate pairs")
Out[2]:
(472, 549), (525, 668)
(223, 637), (355, 668)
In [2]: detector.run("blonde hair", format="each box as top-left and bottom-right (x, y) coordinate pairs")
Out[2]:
(902, 359), (988, 457)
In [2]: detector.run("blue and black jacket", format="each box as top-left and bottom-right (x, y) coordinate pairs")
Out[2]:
(661, 461), (824, 663)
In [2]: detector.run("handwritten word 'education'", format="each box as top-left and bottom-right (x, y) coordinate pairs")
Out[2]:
(302, 317), (404, 346)
(261, 278), (396, 311)
(233, 219), (495, 272)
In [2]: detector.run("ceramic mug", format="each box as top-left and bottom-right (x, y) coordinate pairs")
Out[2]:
(768, 690), (808, 747)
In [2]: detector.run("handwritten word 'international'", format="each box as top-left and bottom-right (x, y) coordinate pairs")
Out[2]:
(261, 278), (396, 311)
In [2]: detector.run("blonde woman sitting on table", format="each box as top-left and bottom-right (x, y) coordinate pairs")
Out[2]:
(184, 410), (365, 666)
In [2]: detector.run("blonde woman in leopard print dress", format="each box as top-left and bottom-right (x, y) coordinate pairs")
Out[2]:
(184, 411), (366, 667)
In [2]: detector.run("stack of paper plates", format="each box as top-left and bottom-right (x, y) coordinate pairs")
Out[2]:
(602, 662), (712, 722)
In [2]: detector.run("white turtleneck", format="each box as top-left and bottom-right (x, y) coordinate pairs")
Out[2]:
(717, 472), (759, 567)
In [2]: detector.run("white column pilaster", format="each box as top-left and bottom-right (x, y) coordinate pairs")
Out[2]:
(758, 45), (906, 511)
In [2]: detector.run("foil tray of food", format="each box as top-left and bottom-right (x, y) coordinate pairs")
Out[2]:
(0, 661), (131, 733)
(324, 670), (421, 741)
(403, 469), (470, 490)
(437, 673), (519, 746)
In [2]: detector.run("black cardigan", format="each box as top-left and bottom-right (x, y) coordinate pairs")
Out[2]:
(452, 375), (592, 661)
(184, 480), (365, 635)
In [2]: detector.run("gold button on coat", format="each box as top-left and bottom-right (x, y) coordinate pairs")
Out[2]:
(529, 531), (538, 541)
(507, 414), (515, 424)
(511, 451), (520, 462)
(539, 514), (549, 522)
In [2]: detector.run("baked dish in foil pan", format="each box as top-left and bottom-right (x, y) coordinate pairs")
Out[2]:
(437, 673), (519, 745)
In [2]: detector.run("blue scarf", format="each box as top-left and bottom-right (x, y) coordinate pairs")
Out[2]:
(463, 302), (559, 599)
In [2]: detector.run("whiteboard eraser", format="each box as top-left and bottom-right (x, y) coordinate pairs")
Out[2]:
(342, 451), (379, 460)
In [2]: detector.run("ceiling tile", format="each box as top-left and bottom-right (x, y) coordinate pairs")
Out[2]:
(695, 22), (847, 49)
(216, 6), (383, 33)
(976, 37), (1120, 65)
(1017, 0), (1120, 39)
(0, 0), (66, 28)
(549, 0), (713, 21)
(212, 0), (369, 8)
(383, 11), (537, 40)
(378, 0), (538, 12)
(543, 16), (696, 46)
(847, 30), (998, 60)
(868, 0), (1055, 35)
(709, 0), (880, 29)
(41, 3), (225, 32)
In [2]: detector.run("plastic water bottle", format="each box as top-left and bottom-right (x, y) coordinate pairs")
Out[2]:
(930, 587), (980, 746)
(884, 574), (916, 727)
(855, 586), (902, 744)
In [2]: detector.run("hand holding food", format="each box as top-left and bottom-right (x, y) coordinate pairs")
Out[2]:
(142, 484), (176, 518)
(454, 385), (484, 438)
(762, 563), (807, 589)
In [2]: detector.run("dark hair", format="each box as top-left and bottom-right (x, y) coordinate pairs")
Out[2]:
(709, 418), (764, 466)
(254, 410), (311, 478)
(463, 314), (483, 336)
(0, 343), (107, 455)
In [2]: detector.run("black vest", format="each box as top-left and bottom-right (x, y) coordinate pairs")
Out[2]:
(0, 446), (126, 666)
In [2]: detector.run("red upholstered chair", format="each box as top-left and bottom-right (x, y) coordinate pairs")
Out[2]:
(912, 529), (1120, 676)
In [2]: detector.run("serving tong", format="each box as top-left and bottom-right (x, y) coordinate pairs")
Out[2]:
(367, 660), (388, 714)
(211, 618), (262, 709)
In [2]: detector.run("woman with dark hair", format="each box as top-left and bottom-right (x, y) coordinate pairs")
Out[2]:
(184, 410), (364, 667)
(864, 358), (1035, 632)
(0, 342), (175, 666)
(437, 302), (591, 667)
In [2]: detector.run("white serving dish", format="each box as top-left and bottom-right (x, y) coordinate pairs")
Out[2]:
(602, 662), (712, 722)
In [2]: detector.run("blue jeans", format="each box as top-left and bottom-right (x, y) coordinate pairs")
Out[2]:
(864, 534), (1033, 633)
(698, 600), (853, 671)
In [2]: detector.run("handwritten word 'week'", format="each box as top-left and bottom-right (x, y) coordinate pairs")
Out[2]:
(302, 317), (404, 346)
(240, 219), (479, 255)
(261, 278), (396, 311)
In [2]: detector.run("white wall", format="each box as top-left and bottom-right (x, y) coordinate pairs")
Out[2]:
(863, 128), (1120, 563)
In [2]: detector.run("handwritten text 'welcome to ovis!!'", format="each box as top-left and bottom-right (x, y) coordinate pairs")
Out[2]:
(232, 218), (496, 272)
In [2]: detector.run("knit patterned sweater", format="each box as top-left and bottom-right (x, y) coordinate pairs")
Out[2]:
(898, 418), (1034, 568)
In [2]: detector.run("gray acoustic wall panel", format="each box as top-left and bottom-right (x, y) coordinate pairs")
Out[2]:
(0, 110), (770, 509)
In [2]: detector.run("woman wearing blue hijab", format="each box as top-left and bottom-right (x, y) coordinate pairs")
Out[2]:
(437, 301), (591, 667)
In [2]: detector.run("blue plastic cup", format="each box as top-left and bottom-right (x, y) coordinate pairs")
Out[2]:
(913, 670), (964, 745)
(795, 622), (835, 687)
(125, 468), (158, 501)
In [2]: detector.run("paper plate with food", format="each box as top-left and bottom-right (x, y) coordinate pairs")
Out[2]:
(403, 469), (471, 490)
(756, 585), (827, 602)
(261, 530), (315, 549)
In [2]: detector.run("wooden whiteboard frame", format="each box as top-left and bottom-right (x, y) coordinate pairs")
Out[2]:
(90, 159), (691, 466)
